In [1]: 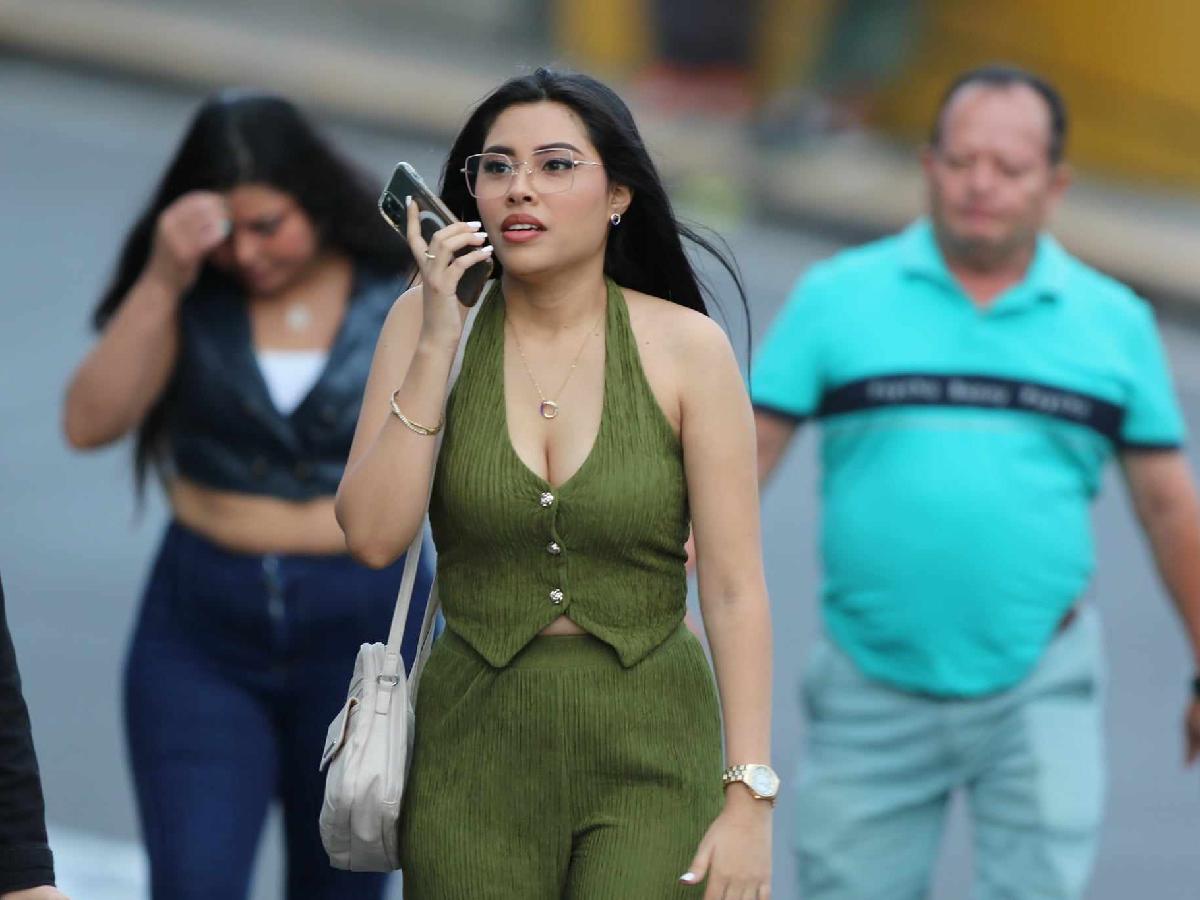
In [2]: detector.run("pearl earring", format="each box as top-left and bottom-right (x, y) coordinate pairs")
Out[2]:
(610, 212), (622, 226)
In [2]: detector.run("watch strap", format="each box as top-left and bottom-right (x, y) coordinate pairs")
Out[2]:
(721, 764), (779, 804)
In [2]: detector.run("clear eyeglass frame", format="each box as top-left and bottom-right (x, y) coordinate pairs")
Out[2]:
(460, 147), (603, 199)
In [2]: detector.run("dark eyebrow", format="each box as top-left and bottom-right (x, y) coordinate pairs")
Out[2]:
(481, 142), (585, 155)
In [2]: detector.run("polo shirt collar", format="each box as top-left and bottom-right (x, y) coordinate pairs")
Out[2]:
(899, 218), (1067, 310)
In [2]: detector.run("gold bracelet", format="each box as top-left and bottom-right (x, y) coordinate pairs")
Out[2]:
(390, 390), (443, 436)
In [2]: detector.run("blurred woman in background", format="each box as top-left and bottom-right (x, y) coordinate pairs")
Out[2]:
(63, 91), (430, 900)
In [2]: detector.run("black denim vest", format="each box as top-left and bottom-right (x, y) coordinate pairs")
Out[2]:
(168, 264), (403, 501)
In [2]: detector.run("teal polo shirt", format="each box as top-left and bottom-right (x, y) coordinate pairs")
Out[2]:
(752, 219), (1186, 697)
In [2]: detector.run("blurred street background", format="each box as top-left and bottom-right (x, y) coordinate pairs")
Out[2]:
(1, 1), (1198, 897)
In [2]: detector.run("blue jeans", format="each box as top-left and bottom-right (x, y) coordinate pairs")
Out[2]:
(124, 522), (433, 900)
(794, 608), (1105, 899)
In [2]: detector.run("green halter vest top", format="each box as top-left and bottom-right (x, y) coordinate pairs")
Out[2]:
(429, 279), (690, 668)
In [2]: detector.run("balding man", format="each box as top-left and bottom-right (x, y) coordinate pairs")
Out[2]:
(753, 66), (1200, 898)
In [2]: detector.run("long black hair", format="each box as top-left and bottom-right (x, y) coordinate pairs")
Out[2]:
(438, 67), (747, 320)
(93, 90), (408, 493)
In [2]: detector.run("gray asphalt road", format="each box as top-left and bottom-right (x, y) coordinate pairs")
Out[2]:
(1, 55), (1197, 898)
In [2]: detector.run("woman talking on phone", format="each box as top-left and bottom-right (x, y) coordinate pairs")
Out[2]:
(337, 68), (774, 898)
(62, 92), (431, 900)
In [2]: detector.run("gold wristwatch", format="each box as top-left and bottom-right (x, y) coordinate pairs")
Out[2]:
(721, 764), (780, 805)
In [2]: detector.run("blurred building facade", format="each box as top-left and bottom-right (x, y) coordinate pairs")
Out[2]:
(2, 0), (1196, 301)
(118, 0), (553, 55)
(561, 0), (1200, 193)
(868, 1), (1200, 192)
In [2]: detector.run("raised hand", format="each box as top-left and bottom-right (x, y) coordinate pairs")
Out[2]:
(145, 190), (230, 293)
(404, 196), (493, 350)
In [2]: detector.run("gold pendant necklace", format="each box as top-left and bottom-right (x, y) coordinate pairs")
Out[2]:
(508, 305), (606, 420)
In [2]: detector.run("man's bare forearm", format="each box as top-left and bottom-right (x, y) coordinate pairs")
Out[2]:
(754, 411), (798, 486)
(1124, 451), (1200, 667)
(1143, 503), (1200, 667)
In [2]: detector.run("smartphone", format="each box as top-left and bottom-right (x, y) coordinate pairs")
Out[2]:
(379, 162), (493, 307)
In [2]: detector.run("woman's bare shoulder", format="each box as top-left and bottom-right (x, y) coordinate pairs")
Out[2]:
(620, 286), (734, 363)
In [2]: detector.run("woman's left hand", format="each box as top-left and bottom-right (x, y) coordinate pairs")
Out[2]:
(681, 790), (772, 898)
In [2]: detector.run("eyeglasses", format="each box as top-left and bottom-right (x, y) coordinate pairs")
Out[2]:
(461, 148), (603, 199)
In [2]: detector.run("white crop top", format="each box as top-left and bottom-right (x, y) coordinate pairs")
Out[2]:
(255, 349), (328, 416)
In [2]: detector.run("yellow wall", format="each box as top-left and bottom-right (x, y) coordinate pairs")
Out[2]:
(872, 0), (1200, 189)
(553, 0), (1200, 190)
(555, 0), (650, 73)
(554, 0), (826, 89)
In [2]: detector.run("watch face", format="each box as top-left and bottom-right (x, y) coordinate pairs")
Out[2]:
(749, 766), (779, 797)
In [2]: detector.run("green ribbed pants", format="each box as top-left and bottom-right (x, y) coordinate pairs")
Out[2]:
(398, 624), (723, 898)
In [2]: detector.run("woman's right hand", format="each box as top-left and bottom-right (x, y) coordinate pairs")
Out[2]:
(404, 197), (493, 349)
(145, 190), (230, 294)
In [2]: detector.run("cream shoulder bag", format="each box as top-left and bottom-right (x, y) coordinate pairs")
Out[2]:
(318, 292), (486, 872)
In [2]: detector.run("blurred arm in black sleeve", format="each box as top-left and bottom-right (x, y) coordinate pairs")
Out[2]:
(0, 572), (57, 895)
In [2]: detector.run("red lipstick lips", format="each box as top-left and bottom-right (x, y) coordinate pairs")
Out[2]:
(500, 213), (546, 244)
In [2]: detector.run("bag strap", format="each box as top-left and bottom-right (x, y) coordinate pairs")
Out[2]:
(378, 284), (493, 689)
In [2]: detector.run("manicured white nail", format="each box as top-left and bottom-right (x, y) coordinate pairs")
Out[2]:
(679, 872), (698, 883)
(480, 245), (494, 254)
(404, 195), (412, 207)
(477, 231), (488, 238)
(466, 220), (482, 228)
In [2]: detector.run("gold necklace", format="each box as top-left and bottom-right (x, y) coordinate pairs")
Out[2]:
(508, 305), (606, 420)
